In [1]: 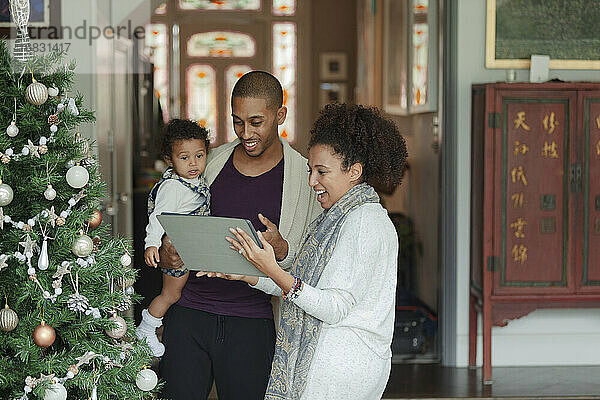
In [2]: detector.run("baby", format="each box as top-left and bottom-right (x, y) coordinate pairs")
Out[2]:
(136, 119), (211, 357)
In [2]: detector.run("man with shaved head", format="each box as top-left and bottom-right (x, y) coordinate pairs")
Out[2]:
(158, 71), (320, 400)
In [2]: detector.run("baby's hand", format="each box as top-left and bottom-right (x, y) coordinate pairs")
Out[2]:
(144, 246), (160, 267)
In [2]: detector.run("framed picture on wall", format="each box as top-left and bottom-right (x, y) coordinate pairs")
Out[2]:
(319, 52), (347, 80)
(486, 0), (600, 69)
(319, 82), (347, 109)
(0, 0), (50, 26)
(383, 0), (438, 115)
(0, 0), (61, 39)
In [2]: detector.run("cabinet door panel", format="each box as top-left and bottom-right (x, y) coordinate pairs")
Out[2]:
(493, 90), (576, 295)
(581, 94), (600, 288)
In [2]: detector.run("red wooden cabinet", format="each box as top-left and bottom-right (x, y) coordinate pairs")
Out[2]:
(469, 83), (600, 384)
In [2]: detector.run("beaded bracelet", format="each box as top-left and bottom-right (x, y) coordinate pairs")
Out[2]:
(283, 276), (303, 301)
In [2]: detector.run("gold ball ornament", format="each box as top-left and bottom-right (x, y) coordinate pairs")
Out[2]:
(105, 314), (127, 339)
(33, 320), (56, 347)
(26, 80), (49, 106)
(88, 209), (102, 230)
(72, 233), (94, 258)
(0, 303), (19, 332)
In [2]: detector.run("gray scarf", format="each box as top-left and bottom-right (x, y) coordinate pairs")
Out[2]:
(265, 183), (379, 400)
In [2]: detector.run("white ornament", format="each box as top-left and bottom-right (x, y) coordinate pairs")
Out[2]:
(10, 0), (33, 62)
(0, 182), (14, 206)
(67, 98), (79, 116)
(66, 165), (89, 188)
(6, 121), (19, 137)
(39, 136), (47, 145)
(44, 185), (57, 201)
(72, 234), (93, 258)
(50, 124), (58, 133)
(56, 103), (65, 112)
(43, 381), (67, 400)
(135, 369), (158, 391)
(38, 239), (49, 270)
(120, 253), (132, 267)
(26, 81), (49, 106)
(48, 86), (59, 97)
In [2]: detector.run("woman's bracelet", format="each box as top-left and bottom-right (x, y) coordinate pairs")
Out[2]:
(282, 275), (303, 301)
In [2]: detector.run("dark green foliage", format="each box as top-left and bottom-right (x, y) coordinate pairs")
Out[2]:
(494, 0), (600, 59)
(0, 41), (159, 399)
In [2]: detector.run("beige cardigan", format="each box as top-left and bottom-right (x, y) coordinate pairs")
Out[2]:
(204, 138), (322, 269)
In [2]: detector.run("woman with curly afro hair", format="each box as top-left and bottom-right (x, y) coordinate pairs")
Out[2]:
(202, 103), (407, 399)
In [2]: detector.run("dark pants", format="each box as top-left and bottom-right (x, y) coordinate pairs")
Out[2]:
(159, 305), (276, 400)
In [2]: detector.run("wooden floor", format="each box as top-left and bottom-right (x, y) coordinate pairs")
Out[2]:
(383, 364), (600, 399)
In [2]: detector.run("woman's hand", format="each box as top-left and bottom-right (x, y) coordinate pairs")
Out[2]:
(258, 214), (289, 261)
(227, 227), (281, 277)
(196, 271), (258, 286)
(158, 235), (184, 269)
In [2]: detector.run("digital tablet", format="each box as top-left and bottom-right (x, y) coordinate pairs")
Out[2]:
(156, 214), (266, 277)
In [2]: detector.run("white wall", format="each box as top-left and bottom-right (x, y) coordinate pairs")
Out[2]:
(454, 0), (600, 367)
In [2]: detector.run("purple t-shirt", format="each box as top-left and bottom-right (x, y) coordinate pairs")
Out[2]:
(177, 150), (284, 318)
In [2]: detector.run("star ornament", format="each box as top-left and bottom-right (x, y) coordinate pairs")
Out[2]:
(52, 262), (71, 279)
(19, 234), (39, 258)
(76, 351), (101, 366)
(26, 140), (41, 159)
(45, 206), (58, 228)
(0, 254), (8, 271)
(72, 190), (87, 204)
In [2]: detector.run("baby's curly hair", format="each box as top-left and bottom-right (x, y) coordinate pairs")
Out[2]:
(161, 119), (211, 159)
(308, 103), (408, 190)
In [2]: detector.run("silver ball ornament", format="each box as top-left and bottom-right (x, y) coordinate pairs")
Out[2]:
(6, 121), (19, 137)
(0, 182), (14, 206)
(44, 185), (57, 201)
(72, 234), (94, 258)
(26, 81), (49, 106)
(66, 165), (89, 188)
(105, 314), (127, 339)
(43, 381), (67, 400)
(136, 369), (158, 391)
(0, 304), (19, 332)
(120, 253), (132, 267)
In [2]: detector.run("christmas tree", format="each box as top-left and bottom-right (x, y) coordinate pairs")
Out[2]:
(0, 25), (159, 400)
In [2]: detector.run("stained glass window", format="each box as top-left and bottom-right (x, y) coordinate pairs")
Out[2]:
(186, 65), (218, 141)
(144, 23), (169, 122)
(272, 0), (296, 16)
(412, 0), (428, 106)
(179, 0), (261, 11)
(272, 22), (296, 143)
(188, 32), (256, 58)
(225, 65), (253, 142)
